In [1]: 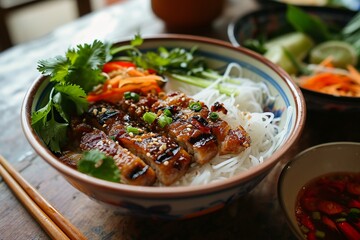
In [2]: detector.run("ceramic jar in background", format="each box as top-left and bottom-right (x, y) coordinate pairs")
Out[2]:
(151, 0), (226, 32)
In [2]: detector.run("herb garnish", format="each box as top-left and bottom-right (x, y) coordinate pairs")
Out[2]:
(32, 40), (111, 152)
(77, 150), (120, 183)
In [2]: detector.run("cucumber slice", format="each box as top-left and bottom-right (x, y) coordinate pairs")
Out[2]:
(264, 32), (314, 74)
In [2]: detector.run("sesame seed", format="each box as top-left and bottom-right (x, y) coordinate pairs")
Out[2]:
(129, 132), (134, 137)
(102, 124), (107, 127)
(186, 124), (192, 128)
(163, 161), (169, 166)
(101, 108), (107, 113)
(186, 128), (191, 132)
(94, 159), (103, 168)
(159, 143), (167, 151)
(92, 109), (98, 115)
(146, 152), (151, 157)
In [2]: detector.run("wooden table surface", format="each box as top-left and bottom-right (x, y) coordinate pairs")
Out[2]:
(0, 0), (359, 239)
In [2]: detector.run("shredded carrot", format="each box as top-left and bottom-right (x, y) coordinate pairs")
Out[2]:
(347, 65), (360, 85)
(299, 62), (360, 97)
(88, 65), (164, 103)
(318, 56), (334, 68)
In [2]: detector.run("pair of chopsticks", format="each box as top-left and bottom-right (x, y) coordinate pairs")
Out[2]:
(0, 155), (86, 240)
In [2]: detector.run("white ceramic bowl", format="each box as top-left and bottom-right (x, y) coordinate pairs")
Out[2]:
(22, 34), (305, 219)
(278, 142), (360, 238)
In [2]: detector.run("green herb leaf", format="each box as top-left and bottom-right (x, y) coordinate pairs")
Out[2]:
(33, 40), (111, 153)
(243, 38), (267, 54)
(37, 56), (70, 84)
(31, 100), (52, 125)
(131, 33), (144, 47)
(283, 47), (312, 76)
(341, 12), (360, 56)
(124, 91), (140, 102)
(33, 111), (68, 153)
(54, 84), (88, 115)
(286, 5), (333, 42)
(37, 40), (109, 93)
(77, 150), (120, 183)
(52, 92), (70, 123)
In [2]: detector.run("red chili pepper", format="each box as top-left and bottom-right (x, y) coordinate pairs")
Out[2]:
(102, 61), (136, 73)
(349, 200), (360, 209)
(298, 212), (315, 231)
(318, 200), (344, 215)
(322, 215), (339, 232)
(327, 181), (347, 193)
(147, 68), (157, 74)
(306, 232), (316, 240)
(347, 182), (360, 195)
(302, 197), (319, 212)
(352, 221), (360, 232)
(337, 221), (360, 240)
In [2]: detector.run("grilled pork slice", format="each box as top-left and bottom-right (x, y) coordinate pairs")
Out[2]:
(149, 92), (219, 165)
(75, 123), (156, 186)
(87, 102), (192, 185)
(209, 118), (250, 155)
(152, 92), (251, 156)
(59, 151), (83, 169)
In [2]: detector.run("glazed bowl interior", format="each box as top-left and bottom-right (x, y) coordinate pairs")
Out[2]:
(228, 6), (360, 112)
(278, 142), (360, 238)
(22, 34), (305, 218)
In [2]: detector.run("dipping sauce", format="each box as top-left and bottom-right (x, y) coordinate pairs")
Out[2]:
(295, 172), (360, 240)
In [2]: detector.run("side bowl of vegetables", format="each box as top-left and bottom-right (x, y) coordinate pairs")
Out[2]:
(228, 5), (360, 111)
(278, 142), (360, 239)
(21, 34), (305, 219)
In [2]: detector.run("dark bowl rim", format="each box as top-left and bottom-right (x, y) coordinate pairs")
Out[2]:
(227, 5), (356, 47)
(277, 141), (360, 239)
(21, 33), (306, 199)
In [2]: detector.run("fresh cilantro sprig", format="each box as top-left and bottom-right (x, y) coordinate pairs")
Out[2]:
(111, 34), (207, 76)
(37, 40), (111, 92)
(77, 150), (120, 183)
(32, 40), (111, 152)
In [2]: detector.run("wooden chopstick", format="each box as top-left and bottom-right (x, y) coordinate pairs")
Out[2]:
(0, 155), (86, 240)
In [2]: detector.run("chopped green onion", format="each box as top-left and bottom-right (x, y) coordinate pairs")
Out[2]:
(143, 112), (157, 124)
(126, 125), (140, 135)
(209, 112), (219, 121)
(109, 135), (116, 141)
(189, 102), (202, 112)
(312, 211), (321, 220)
(336, 218), (346, 222)
(350, 208), (360, 214)
(163, 108), (172, 117)
(124, 92), (140, 102)
(158, 115), (172, 128)
(315, 230), (325, 238)
(300, 225), (309, 233)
